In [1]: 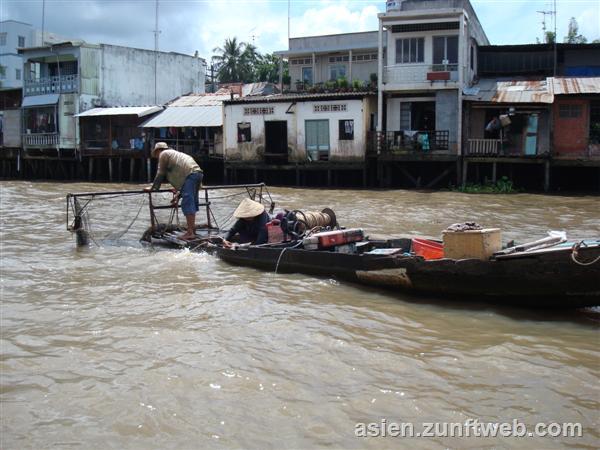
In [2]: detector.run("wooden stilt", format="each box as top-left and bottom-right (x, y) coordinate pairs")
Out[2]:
(129, 158), (135, 181)
(88, 158), (94, 181)
(544, 159), (550, 192)
(462, 159), (468, 187)
(492, 161), (497, 183)
(108, 158), (113, 182)
(118, 157), (123, 181)
(425, 165), (455, 189)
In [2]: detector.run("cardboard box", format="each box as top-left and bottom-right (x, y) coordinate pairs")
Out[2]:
(442, 228), (502, 260)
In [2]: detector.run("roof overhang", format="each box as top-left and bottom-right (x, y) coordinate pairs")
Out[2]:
(22, 94), (59, 107)
(140, 106), (223, 128)
(75, 106), (162, 118)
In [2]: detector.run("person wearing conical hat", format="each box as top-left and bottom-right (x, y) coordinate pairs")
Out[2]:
(223, 198), (270, 247)
(144, 142), (203, 240)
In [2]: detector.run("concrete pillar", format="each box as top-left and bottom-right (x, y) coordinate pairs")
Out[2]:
(146, 158), (151, 182)
(108, 158), (113, 182)
(492, 161), (497, 183)
(376, 18), (384, 155)
(129, 158), (135, 181)
(348, 50), (353, 83)
(462, 159), (468, 187)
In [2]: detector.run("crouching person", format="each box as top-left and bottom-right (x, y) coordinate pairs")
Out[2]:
(145, 142), (203, 240)
(223, 198), (270, 247)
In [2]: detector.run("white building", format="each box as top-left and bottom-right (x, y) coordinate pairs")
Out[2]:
(377, 0), (489, 154)
(0, 20), (68, 89)
(223, 92), (376, 163)
(275, 31), (385, 91)
(18, 41), (206, 152)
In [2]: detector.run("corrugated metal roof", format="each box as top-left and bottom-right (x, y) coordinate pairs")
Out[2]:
(224, 91), (375, 104)
(464, 77), (600, 104)
(550, 77), (600, 95)
(139, 106), (222, 128)
(22, 94), (60, 107)
(464, 79), (553, 103)
(168, 93), (235, 107)
(75, 106), (162, 117)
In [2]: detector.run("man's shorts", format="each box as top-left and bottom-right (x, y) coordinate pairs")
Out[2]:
(181, 171), (203, 215)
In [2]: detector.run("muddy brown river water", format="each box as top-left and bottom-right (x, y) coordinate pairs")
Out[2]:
(1, 181), (599, 449)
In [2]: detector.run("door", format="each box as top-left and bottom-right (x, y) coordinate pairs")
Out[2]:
(524, 114), (538, 156)
(264, 121), (288, 164)
(305, 119), (330, 161)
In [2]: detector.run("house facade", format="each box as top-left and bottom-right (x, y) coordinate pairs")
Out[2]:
(223, 93), (376, 164)
(18, 41), (205, 154)
(275, 31), (383, 91)
(377, 0), (489, 155)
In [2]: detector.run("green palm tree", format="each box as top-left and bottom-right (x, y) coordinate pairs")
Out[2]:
(212, 37), (254, 83)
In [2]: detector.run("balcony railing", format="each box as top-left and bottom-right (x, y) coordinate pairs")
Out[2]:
(24, 74), (79, 96)
(23, 133), (60, 146)
(467, 139), (503, 156)
(383, 64), (458, 85)
(368, 130), (450, 154)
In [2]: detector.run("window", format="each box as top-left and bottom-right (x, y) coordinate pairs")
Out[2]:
(302, 67), (313, 85)
(395, 38), (424, 64)
(24, 107), (57, 134)
(18, 35), (25, 47)
(0, 68), (5, 80)
(0, 32), (6, 46)
(339, 120), (354, 140)
(470, 45), (474, 70)
(305, 120), (330, 160)
(590, 101), (600, 143)
(329, 64), (346, 81)
(15, 69), (21, 80)
(400, 103), (411, 130)
(559, 104), (582, 118)
(433, 36), (458, 66)
(237, 122), (251, 142)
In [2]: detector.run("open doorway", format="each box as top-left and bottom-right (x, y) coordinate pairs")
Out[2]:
(264, 121), (288, 164)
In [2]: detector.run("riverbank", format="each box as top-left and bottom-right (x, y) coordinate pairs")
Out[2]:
(1, 150), (599, 192)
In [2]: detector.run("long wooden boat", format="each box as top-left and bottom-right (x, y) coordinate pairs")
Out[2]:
(66, 184), (600, 309)
(213, 238), (600, 309)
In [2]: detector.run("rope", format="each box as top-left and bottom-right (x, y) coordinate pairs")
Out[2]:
(571, 241), (600, 266)
(274, 241), (302, 273)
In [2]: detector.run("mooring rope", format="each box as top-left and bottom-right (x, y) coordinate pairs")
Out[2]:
(571, 241), (600, 266)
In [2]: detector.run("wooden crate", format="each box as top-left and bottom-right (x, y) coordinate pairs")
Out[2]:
(442, 228), (502, 260)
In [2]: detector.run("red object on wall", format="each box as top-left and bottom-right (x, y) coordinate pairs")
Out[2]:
(427, 71), (450, 81)
(553, 98), (589, 155)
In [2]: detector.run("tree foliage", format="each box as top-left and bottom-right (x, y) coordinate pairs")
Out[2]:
(211, 37), (288, 84)
(564, 17), (588, 44)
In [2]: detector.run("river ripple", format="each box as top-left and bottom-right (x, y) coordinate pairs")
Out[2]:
(1, 181), (599, 449)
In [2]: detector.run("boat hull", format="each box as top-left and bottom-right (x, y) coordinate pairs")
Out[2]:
(215, 245), (600, 308)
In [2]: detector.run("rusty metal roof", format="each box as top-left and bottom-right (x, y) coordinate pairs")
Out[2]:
(464, 77), (600, 104)
(550, 77), (600, 95)
(464, 79), (553, 103)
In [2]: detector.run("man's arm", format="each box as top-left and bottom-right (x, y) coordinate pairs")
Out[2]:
(225, 219), (242, 241)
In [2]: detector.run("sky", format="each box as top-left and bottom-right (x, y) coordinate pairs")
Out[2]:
(1, 0), (599, 60)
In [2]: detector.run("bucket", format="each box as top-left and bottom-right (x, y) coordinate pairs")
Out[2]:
(267, 219), (284, 243)
(412, 238), (444, 260)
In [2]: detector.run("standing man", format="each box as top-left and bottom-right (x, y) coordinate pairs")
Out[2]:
(145, 142), (203, 240)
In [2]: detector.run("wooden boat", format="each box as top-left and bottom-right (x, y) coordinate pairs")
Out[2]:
(212, 237), (600, 309)
(66, 184), (600, 309)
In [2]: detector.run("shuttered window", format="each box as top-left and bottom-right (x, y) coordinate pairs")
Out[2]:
(305, 120), (330, 158)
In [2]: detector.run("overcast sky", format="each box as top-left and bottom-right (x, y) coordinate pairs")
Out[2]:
(2, 0), (599, 59)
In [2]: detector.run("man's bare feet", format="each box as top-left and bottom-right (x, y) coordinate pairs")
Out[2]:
(180, 233), (196, 241)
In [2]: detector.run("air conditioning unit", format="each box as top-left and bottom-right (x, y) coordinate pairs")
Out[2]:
(91, 98), (102, 107)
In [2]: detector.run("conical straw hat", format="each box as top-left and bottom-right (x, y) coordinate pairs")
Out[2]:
(233, 198), (265, 219)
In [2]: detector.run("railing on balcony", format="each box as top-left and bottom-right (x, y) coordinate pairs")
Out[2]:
(23, 133), (60, 146)
(467, 139), (503, 156)
(368, 130), (450, 154)
(24, 74), (79, 96)
(383, 64), (458, 85)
